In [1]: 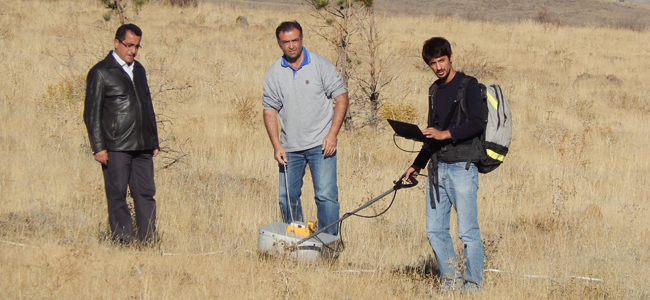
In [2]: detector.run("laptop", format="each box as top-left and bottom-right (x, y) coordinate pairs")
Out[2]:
(387, 119), (427, 142)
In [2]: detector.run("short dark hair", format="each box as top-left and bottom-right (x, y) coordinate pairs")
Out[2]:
(275, 21), (303, 42)
(115, 24), (142, 41)
(422, 37), (452, 63)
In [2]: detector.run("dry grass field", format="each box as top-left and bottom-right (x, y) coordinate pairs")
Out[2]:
(1, 0), (649, 298)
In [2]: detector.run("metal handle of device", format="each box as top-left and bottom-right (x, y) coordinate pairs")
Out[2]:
(296, 174), (418, 245)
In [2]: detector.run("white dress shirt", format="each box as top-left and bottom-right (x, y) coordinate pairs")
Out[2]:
(112, 51), (134, 81)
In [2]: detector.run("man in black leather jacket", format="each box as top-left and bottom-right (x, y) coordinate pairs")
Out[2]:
(83, 24), (159, 244)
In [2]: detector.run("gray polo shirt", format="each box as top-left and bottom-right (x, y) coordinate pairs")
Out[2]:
(262, 47), (346, 152)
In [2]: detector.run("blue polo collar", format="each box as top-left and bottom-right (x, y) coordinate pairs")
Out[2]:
(281, 46), (311, 71)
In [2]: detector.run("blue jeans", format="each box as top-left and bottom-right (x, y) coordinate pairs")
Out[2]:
(426, 161), (483, 288)
(278, 146), (340, 235)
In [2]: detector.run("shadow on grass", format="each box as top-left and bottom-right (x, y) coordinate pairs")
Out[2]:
(391, 255), (440, 283)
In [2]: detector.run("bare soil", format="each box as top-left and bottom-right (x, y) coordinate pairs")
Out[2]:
(208, 0), (650, 30)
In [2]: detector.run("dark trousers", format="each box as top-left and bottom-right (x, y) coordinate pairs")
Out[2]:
(102, 150), (156, 243)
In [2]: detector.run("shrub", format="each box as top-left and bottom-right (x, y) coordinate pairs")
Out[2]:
(229, 96), (258, 127)
(42, 76), (86, 109)
(379, 102), (417, 123)
(162, 0), (197, 7)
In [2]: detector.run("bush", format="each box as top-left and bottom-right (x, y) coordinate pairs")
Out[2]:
(42, 76), (86, 109)
(379, 102), (417, 123)
(162, 0), (197, 7)
(229, 96), (258, 127)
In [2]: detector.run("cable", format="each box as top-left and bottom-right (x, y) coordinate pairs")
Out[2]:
(283, 163), (294, 223)
(309, 231), (344, 254)
(293, 174), (427, 257)
(329, 173), (429, 252)
(327, 191), (397, 255)
(348, 190), (398, 219)
(324, 189), (401, 255)
(301, 189), (400, 256)
(484, 269), (603, 282)
(393, 134), (421, 153)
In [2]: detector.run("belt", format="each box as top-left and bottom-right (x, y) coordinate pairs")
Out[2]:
(437, 144), (474, 163)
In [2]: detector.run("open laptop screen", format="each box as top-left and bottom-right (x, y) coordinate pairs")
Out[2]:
(387, 119), (426, 142)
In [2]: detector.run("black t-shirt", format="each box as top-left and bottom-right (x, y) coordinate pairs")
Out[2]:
(412, 72), (485, 169)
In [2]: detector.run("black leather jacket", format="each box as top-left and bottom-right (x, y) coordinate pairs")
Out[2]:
(83, 52), (159, 153)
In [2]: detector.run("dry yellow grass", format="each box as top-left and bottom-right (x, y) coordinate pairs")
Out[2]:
(1, 0), (649, 298)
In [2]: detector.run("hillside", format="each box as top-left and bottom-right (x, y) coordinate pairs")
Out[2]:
(212, 0), (650, 30)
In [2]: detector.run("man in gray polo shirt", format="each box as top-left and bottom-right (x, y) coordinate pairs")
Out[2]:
(262, 21), (348, 235)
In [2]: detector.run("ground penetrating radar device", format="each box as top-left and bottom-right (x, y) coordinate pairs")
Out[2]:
(257, 175), (417, 263)
(257, 221), (340, 263)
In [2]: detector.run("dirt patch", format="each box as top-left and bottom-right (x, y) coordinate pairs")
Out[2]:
(207, 0), (650, 30)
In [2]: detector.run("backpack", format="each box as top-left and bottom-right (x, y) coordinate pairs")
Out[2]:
(429, 76), (512, 173)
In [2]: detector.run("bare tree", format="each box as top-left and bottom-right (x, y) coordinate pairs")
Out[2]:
(306, 0), (398, 129)
(351, 5), (398, 127)
(306, 0), (367, 129)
